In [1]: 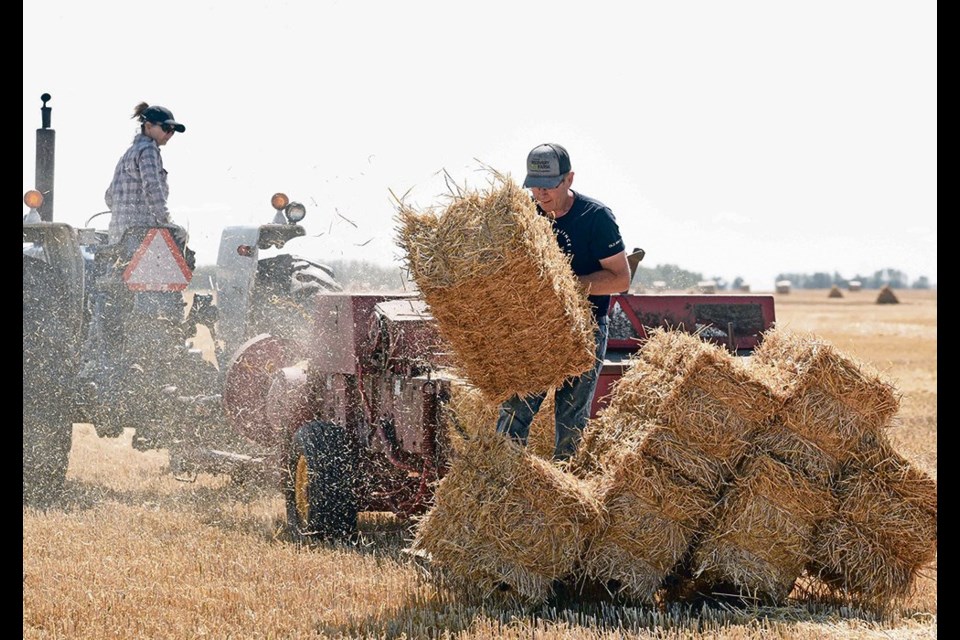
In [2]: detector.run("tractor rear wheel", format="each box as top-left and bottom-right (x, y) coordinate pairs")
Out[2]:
(23, 256), (78, 507)
(285, 420), (359, 543)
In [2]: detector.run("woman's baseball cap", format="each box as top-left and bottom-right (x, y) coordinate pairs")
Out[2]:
(141, 105), (186, 133)
(523, 143), (571, 189)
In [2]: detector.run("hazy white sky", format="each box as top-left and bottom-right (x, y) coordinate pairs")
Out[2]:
(23, 0), (936, 290)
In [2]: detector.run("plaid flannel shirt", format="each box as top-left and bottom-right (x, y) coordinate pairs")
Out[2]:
(105, 133), (170, 243)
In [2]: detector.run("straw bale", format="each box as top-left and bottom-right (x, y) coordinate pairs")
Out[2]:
(752, 328), (899, 455)
(411, 429), (603, 604)
(569, 330), (717, 478)
(577, 418), (736, 497)
(691, 456), (833, 604)
(750, 421), (838, 488)
(876, 285), (899, 304)
(571, 329), (775, 487)
(583, 449), (715, 603)
(828, 285), (843, 298)
(446, 380), (555, 460)
(807, 518), (923, 605)
(657, 354), (780, 457)
(569, 360), (679, 478)
(395, 175), (596, 403)
(635, 328), (716, 375)
(832, 440), (937, 566)
(635, 422), (735, 494)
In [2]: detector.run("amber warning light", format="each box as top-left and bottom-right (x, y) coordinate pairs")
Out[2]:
(24, 190), (44, 209)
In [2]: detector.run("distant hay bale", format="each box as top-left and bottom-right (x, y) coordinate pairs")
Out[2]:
(828, 285), (843, 298)
(752, 328), (899, 458)
(411, 430), (603, 604)
(582, 450), (714, 603)
(395, 174), (596, 403)
(691, 455), (834, 604)
(876, 285), (899, 304)
(697, 280), (717, 294)
(446, 380), (555, 460)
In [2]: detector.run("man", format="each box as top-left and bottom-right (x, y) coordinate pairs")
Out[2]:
(496, 143), (631, 460)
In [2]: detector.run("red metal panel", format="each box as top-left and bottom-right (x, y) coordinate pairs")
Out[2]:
(371, 299), (451, 372)
(608, 293), (776, 352)
(306, 293), (375, 374)
(592, 367), (622, 417)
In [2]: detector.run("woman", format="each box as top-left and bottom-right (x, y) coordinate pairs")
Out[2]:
(104, 102), (192, 266)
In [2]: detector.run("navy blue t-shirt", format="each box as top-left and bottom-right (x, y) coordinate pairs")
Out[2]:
(538, 191), (625, 324)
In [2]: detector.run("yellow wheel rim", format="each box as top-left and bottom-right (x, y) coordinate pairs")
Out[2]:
(294, 454), (309, 525)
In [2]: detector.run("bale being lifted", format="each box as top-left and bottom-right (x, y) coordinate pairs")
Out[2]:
(396, 174), (596, 403)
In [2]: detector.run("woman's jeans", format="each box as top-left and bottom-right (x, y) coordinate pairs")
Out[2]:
(495, 320), (609, 460)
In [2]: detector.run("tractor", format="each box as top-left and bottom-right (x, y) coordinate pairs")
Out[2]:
(22, 94), (342, 507)
(23, 94), (777, 546)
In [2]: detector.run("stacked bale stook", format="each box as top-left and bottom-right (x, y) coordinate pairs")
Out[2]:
(574, 330), (784, 602)
(396, 175), (595, 404)
(876, 285), (900, 304)
(411, 429), (603, 604)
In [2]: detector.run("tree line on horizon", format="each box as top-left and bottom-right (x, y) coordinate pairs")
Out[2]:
(190, 261), (932, 292)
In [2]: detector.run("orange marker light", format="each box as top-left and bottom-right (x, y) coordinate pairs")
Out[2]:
(23, 190), (44, 209)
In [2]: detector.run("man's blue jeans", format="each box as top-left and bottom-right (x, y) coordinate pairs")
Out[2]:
(495, 321), (609, 460)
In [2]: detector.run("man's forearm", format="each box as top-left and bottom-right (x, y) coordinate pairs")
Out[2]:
(579, 269), (630, 295)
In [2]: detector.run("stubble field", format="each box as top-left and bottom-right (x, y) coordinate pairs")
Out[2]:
(22, 288), (937, 639)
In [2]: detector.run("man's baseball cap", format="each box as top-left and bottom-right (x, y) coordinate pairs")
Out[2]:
(523, 143), (571, 189)
(141, 105), (186, 133)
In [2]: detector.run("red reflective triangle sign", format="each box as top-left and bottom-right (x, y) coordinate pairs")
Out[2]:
(122, 228), (193, 291)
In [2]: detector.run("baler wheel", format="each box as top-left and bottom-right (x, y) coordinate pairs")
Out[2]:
(285, 420), (359, 543)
